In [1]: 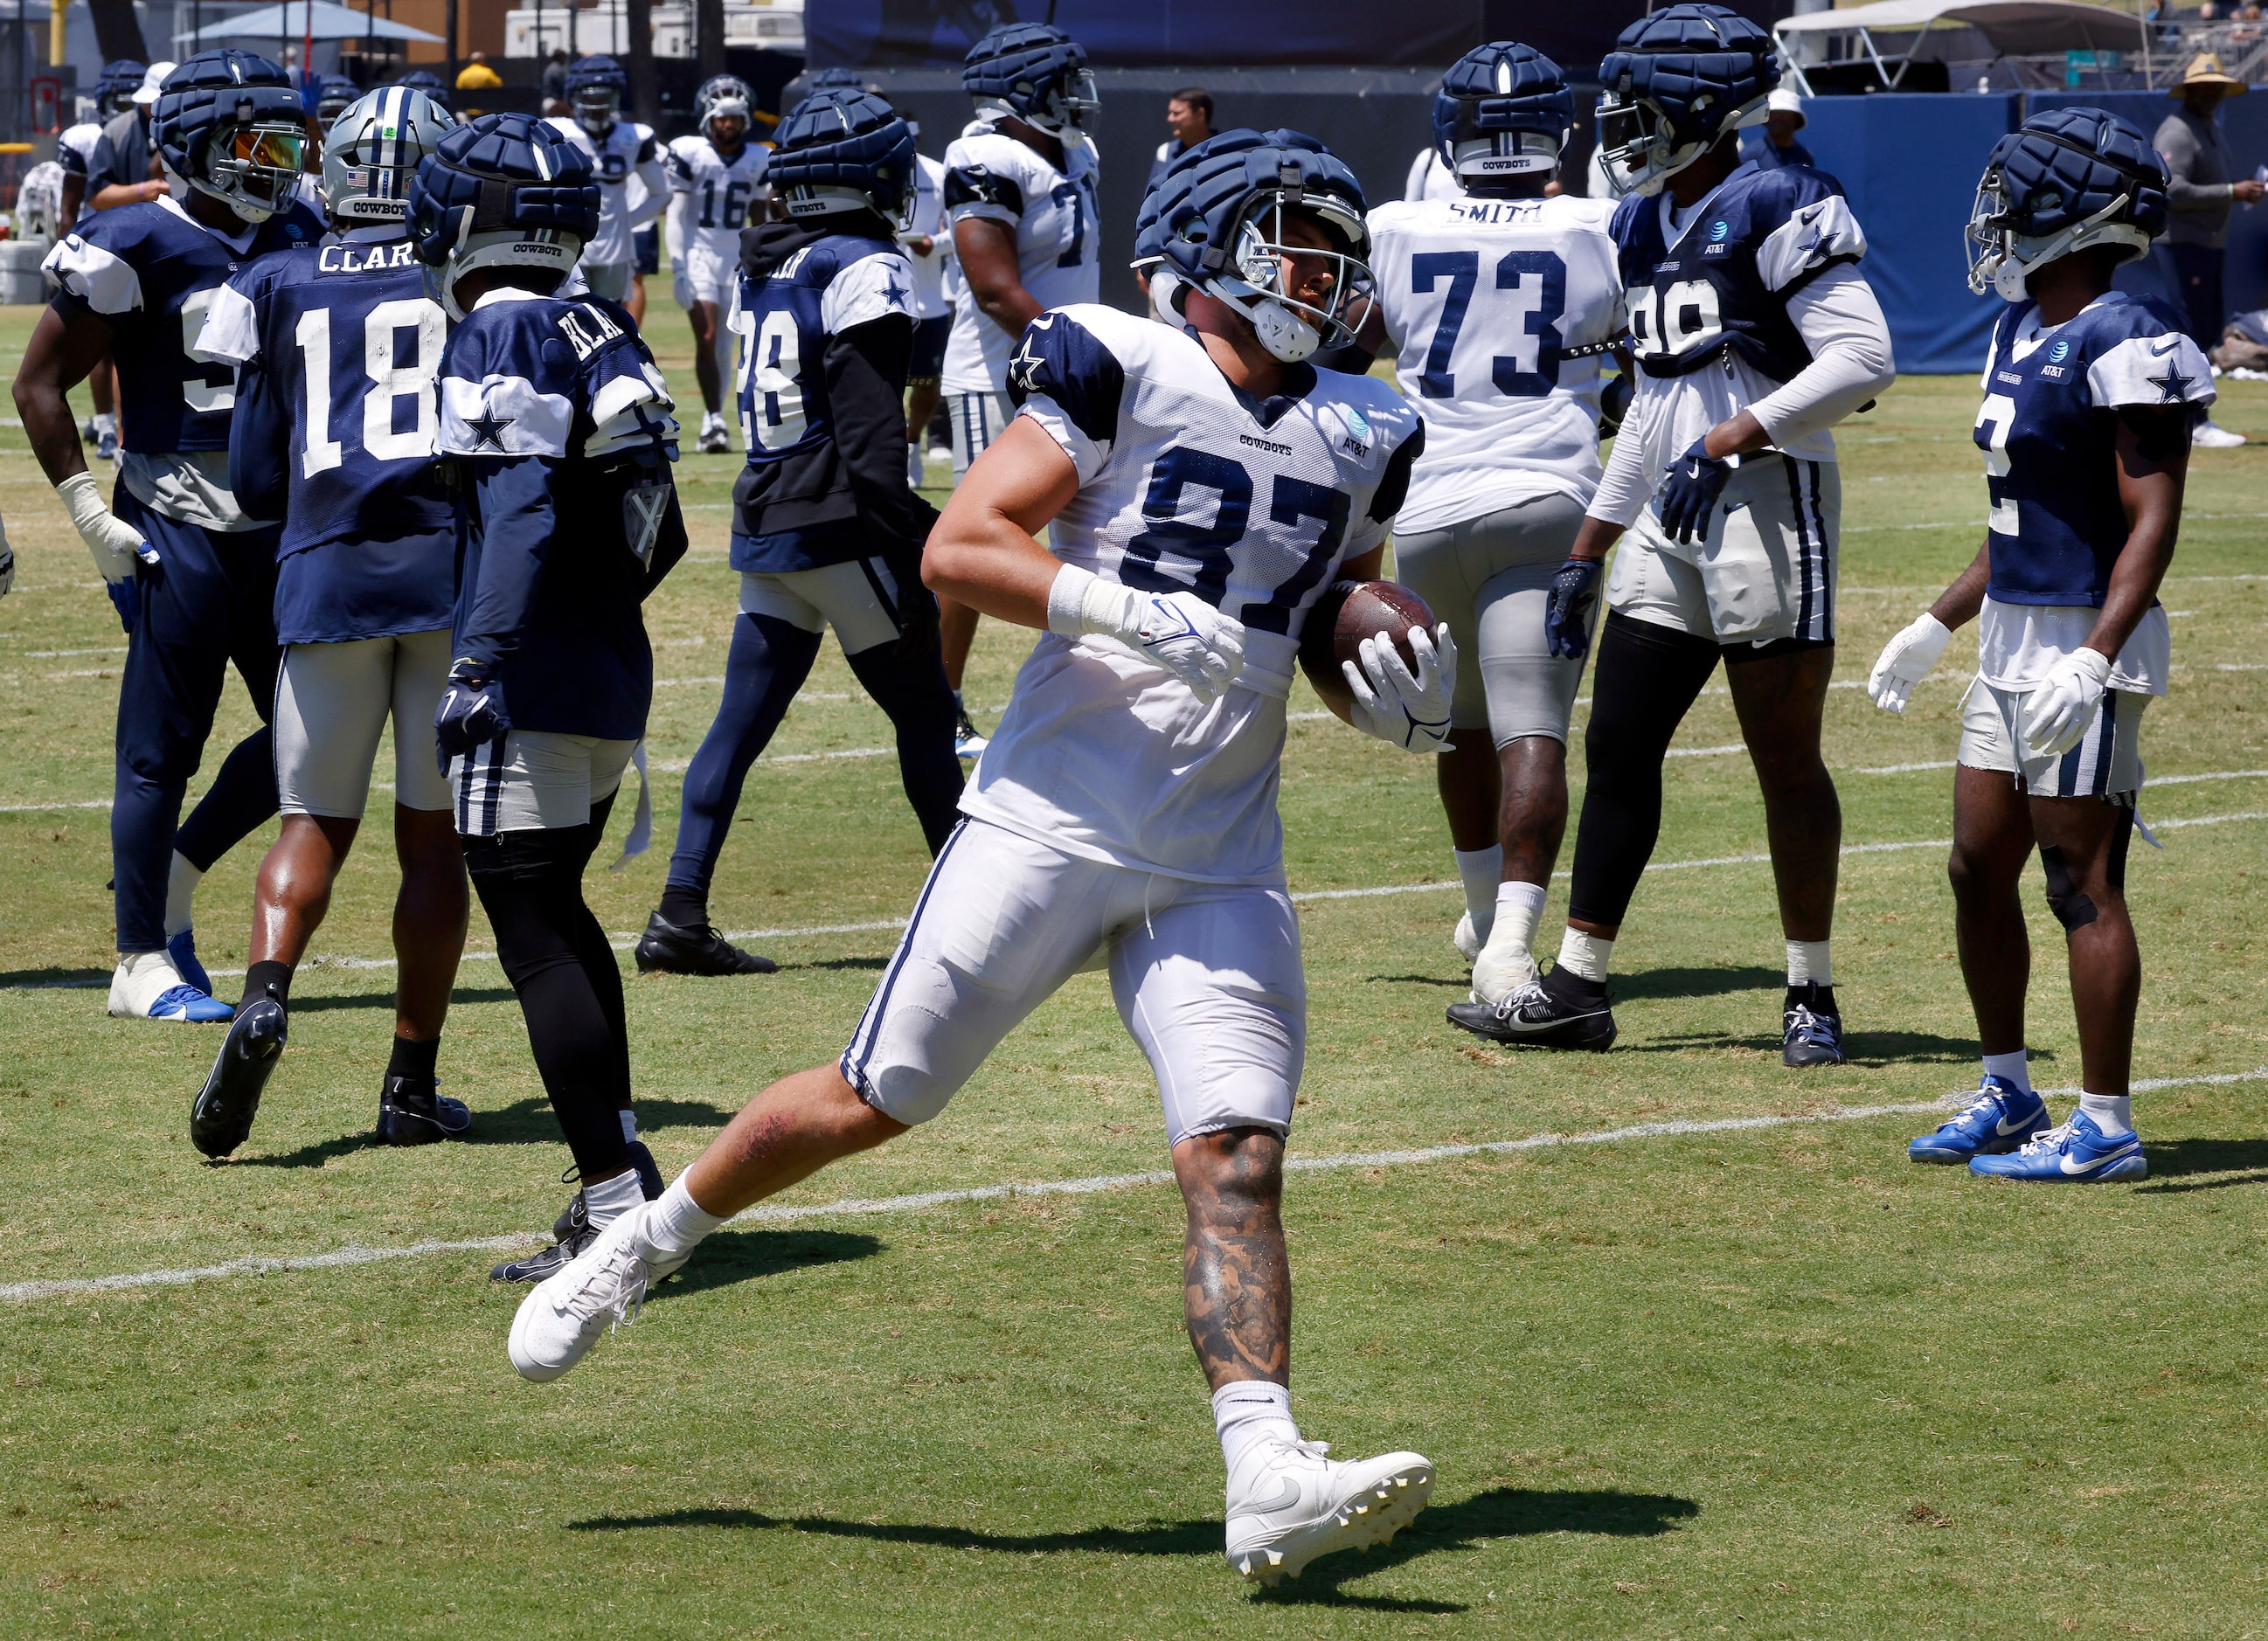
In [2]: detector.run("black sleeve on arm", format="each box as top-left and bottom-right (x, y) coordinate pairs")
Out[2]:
(1310, 338), (1377, 375)
(824, 314), (939, 551)
(460, 455), (562, 668)
(1367, 421), (1426, 524)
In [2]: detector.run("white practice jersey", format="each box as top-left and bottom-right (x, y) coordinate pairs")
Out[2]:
(546, 116), (663, 267)
(899, 151), (952, 319)
(1366, 193), (1623, 532)
(1404, 148), (1462, 204)
(968, 303), (1423, 883)
(664, 135), (766, 270)
(940, 121), (1099, 394)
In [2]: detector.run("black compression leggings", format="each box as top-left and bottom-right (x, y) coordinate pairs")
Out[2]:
(1567, 612), (1728, 930)
(462, 793), (631, 1182)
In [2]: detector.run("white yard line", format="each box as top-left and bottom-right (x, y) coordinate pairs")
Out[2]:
(8, 1066), (2262, 1305)
(8, 807), (2265, 990)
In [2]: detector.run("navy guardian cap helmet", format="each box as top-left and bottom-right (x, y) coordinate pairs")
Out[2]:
(769, 87), (918, 227)
(1433, 42), (1575, 186)
(395, 68), (450, 113)
(94, 59), (147, 117)
(1137, 128), (1370, 364)
(963, 23), (1098, 135)
(407, 111), (599, 319)
(1967, 107), (2169, 301)
(565, 54), (628, 134)
(152, 51), (309, 223)
(1596, 3), (1779, 198)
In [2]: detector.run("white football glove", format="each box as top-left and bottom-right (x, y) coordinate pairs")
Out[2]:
(2022, 647), (2112, 759)
(1048, 564), (1246, 704)
(1342, 622), (1458, 753)
(56, 470), (149, 584)
(1866, 611), (1952, 714)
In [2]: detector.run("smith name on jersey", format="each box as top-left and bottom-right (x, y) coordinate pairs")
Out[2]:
(1364, 192), (1624, 533)
(45, 195), (323, 457)
(939, 121), (1099, 394)
(1971, 291), (2210, 693)
(438, 289), (684, 743)
(198, 229), (457, 647)
(969, 302), (1422, 883)
(732, 231), (915, 571)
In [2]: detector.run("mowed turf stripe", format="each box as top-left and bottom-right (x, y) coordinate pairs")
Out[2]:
(10, 807), (2267, 989)
(7, 1067), (2265, 1305)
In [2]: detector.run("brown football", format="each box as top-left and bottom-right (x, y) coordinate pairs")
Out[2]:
(1297, 579), (1438, 725)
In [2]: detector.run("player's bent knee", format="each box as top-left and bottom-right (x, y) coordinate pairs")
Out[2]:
(2039, 845), (2100, 931)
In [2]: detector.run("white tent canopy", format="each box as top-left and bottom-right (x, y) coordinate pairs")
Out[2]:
(177, 1), (445, 45)
(1776, 0), (2152, 91)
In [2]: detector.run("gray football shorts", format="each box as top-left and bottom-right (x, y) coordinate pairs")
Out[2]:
(1392, 489), (1593, 747)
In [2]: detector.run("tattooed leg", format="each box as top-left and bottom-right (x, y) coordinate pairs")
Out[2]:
(1172, 1126), (1291, 1391)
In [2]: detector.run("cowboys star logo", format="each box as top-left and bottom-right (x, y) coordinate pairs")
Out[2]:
(1008, 313), (1057, 397)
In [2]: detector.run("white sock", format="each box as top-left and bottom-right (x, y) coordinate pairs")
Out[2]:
(1555, 927), (1612, 984)
(1786, 939), (1832, 987)
(1489, 879), (1547, 957)
(164, 852), (203, 939)
(2077, 1092), (2133, 1137)
(1213, 1380), (1300, 1473)
(109, 949), (189, 1014)
(581, 1168), (646, 1229)
(619, 1108), (638, 1144)
(1453, 845), (1503, 941)
(93, 411), (115, 436)
(642, 1175), (728, 1257)
(1981, 1050), (2031, 1095)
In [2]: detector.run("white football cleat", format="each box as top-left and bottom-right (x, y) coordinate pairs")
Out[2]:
(508, 1201), (688, 1382)
(1468, 938), (1540, 1005)
(1453, 911), (1482, 963)
(1224, 1437), (1434, 1585)
(2193, 419), (2247, 449)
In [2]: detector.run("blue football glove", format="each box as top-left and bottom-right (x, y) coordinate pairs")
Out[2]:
(1543, 555), (1604, 661)
(104, 574), (140, 634)
(1658, 438), (1736, 545)
(433, 658), (510, 772)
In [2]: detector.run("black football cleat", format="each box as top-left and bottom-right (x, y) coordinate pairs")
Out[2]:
(190, 998), (288, 1158)
(1446, 968), (1618, 1051)
(494, 1187), (597, 1284)
(634, 910), (778, 976)
(1782, 983), (1847, 1067)
(376, 1076), (473, 1146)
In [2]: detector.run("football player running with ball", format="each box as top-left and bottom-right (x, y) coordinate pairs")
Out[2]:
(15, 52), (328, 1025)
(937, 21), (1104, 755)
(1461, 5), (1897, 1063)
(664, 74), (767, 454)
(185, 85), (470, 1158)
(1883, 111), (2203, 1182)
(1349, 41), (1625, 1003)
(509, 129), (1450, 1587)
(407, 114), (689, 1278)
(635, 91), (962, 976)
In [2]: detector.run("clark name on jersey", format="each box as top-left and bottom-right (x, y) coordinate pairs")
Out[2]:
(970, 304), (1421, 883)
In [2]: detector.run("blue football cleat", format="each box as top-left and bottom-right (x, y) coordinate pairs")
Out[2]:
(1909, 1074), (2050, 1164)
(1968, 1110), (2147, 1182)
(149, 984), (236, 1023)
(167, 926), (213, 995)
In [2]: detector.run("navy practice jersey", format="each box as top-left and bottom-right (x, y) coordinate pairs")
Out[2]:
(198, 228), (458, 647)
(1611, 160), (1863, 384)
(731, 230), (915, 573)
(437, 289), (685, 741)
(43, 195), (324, 454)
(1975, 292), (2213, 608)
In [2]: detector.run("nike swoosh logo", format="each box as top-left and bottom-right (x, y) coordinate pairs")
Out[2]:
(1994, 1113), (2039, 1136)
(1244, 1478), (1304, 1513)
(2059, 1145), (2137, 1174)
(2149, 336), (2180, 356)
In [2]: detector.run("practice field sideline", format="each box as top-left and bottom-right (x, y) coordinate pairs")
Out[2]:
(2, 311), (2265, 1637)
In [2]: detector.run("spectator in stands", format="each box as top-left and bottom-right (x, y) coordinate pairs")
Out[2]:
(1146, 87), (1213, 195)
(1742, 87), (1814, 171)
(2156, 52), (2263, 446)
(544, 48), (570, 107)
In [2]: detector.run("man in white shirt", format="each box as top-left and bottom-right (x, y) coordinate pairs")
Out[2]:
(899, 126), (953, 486)
(936, 21), (1102, 754)
(666, 73), (768, 453)
(546, 55), (664, 305)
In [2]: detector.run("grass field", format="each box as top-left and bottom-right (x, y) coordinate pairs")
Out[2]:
(3, 303), (2266, 1638)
